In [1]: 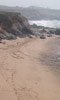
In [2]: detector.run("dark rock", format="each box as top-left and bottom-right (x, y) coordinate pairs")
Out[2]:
(49, 30), (55, 34)
(40, 34), (46, 39)
(55, 29), (60, 35)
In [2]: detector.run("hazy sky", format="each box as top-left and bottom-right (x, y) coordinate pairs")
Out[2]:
(0, 0), (60, 9)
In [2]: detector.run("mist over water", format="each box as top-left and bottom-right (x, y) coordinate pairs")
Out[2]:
(29, 20), (60, 28)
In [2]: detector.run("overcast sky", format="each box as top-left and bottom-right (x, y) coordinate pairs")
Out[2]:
(0, 0), (60, 9)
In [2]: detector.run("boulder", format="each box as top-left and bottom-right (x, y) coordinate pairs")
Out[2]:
(55, 29), (60, 35)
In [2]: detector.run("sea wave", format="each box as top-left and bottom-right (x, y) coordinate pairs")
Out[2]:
(29, 20), (60, 28)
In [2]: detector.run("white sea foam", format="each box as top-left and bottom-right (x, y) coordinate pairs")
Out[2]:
(29, 20), (60, 28)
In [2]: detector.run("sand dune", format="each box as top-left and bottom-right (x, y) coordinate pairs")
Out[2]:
(0, 36), (60, 100)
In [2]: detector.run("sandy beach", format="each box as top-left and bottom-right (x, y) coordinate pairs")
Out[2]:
(0, 36), (60, 100)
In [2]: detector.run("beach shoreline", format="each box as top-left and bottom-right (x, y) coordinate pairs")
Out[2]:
(0, 35), (60, 100)
(39, 36), (60, 77)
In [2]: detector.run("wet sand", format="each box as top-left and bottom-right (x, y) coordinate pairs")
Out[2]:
(0, 36), (60, 100)
(39, 36), (60, 76)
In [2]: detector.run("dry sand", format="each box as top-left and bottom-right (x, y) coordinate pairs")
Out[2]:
(0, 36), (60, 100)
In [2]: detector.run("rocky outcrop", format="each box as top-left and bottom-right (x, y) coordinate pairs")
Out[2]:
(0, 12), (33, 40)
(55, 29), (60, 35)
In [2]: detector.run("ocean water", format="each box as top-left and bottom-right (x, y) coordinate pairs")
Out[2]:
(29, 20), (60, 28)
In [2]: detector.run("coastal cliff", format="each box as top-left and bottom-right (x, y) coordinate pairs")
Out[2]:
(0, 12), (33, 40)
